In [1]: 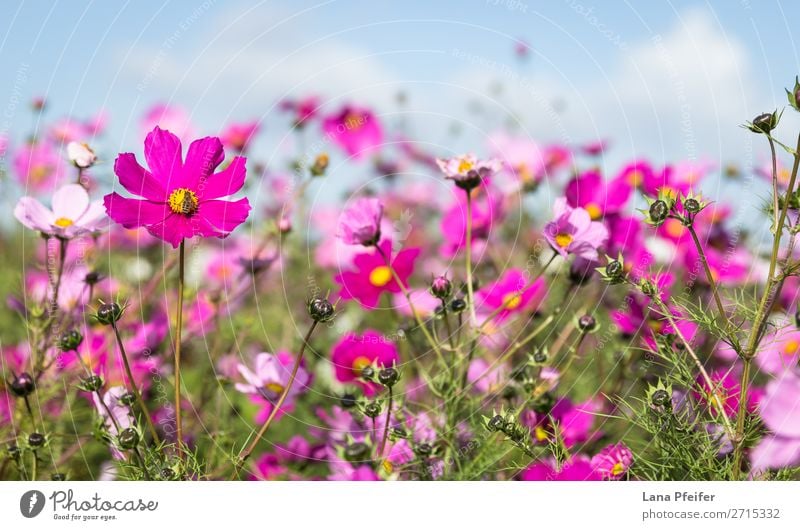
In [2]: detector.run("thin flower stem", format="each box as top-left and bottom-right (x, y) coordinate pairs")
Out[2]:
(51, 238), (68, 315)
(174, 240), (186, 454)
(464, 191), (478, 327)
(378, 387), (393, 458)
(231, 320), (318, 479)
(375, 245), (448, 369)
(651, 297), (734, 438)
(111, 322), (160, 444)
(732, 132), (800, 479)
(686, 224), (734, 333)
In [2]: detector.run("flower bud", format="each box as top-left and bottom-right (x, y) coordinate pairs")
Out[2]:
(390, 426), (408, 439)
(430, 275), (452, 299)
(119, 391), (136, 407)
(67, 141), (97, 169)
(487, 414), (505, 432)
(750, 111), (779, 134)
(651, 389), (671, 408)
(532, 349), (548, 365)
(344, 442), (370, 462)
(449, 298), (467, 313)
(95, 302), (123, 326)
(10, 372), (35, 397)
(577, 314), (598, 333)
(307, 297), (335, 322)
(340, 393), (357, 409)
(648, 199), (669, 224)
(414, 442), (433, 456)
(310, 153), (329, 177)
(683, 198), (701, 214)
(58, 329), (83, 351)
(605, 259), (623, 280)
(378, 367), (399, 387)
(79, 374), (103, 393)
(7, 444), (20, 459)
(360, 365), (375, 381)
(51, 473), (66, 481)
(363, 401), (381, 418)
(28, 432), (46, 448)
(160, 468), (176, 480)
(117, 428), (139, 450)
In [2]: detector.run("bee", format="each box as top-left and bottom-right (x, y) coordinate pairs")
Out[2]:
(179, 192), (196, 214)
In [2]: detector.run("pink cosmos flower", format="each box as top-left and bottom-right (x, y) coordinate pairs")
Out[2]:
(693, 369), (761, 420)
(520, 456), (601, 481)
(13, 142), (66, 192)
(754, 328), (800, 375)
(280, 95), (320, 127)
(338, 197), (383, 246)
(220, 120), (260, 153)
(235, 352), (311, 424)
(436, 154), (501, 190)
(15, 183), (105, 238)
(440, 191), (503, 257)
(103, 127), (251, 248)
(322, 104), (383, 159)
(466, 358), (508, 394)
(335, 240), (420, 309)
(617, 159), (656, 192)
(330, 330), (399, 396)
(564, 169), (633, 220)
(591, 443), (634, 480)
(141, 104), (193, 142)
(476, 268), (547, 322)
(522, 397), (602, 447)
(544, 198), (609, 261)
(750, 371), (800, 472)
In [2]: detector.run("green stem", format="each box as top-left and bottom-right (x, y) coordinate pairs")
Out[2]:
(686, 224), (735, 336)
(174, 240), (186, 454)
(111, 322), (160, 444)
(464, 191), (478, 326)
(378, 387), (393, 458)
(231, 320), (318, 479)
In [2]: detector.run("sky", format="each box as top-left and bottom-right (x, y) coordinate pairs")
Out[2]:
(2, 0), (800, 184)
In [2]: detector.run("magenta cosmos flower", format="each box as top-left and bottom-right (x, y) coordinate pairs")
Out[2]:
(565, 169), (633, 220)
(334, 240), (420, 309)
(331, 330), (399, 395)
(476, 268), (547, 322)
(220, 120), (260, 153)
(103, 127), (251, 248)
(338, 197), (383, 246)
(591, 443), (634, 480)
(322, 104), (383, 159)
(15, 183), (105, 239)
(520, 456), (601, 481)
(544, 198), (609, 261)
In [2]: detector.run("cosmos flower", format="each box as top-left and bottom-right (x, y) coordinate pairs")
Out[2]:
(436, 154), (501, 190)
(15, 183), (105, 238)
(330, 330), (399, 395)
(334, 240), (420, 309)
(13, 141), (67, 191)
(520, 456), (601, 481)
(476, 268), (547, 322)
(591, 443), (634, 480)
(338, 197), (383, 246)
(67, 141), (97, 169)
(322, 104), (383, 159)
(751, 371), (800, 472)
(220, 120), (260, 153)
(103, 127), (251, 248)
(544, 198), (609, 261)
(564, 169), (633, 220)
(235, 352), (311, 424)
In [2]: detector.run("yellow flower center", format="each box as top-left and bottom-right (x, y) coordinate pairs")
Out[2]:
(659, 185), (677, 199)
(517, 163), (533, 183)
(352, 356), (372, 376)
(534, 426), (549, 442)
(457, 158), (474, 174)
(344, 113), (364, 130)
(647, 319), (663, 333)
(783, 339), (799, 356)
(585, 203), (602, 220)
(54, 217), (74, 228)
(611, 462), (625, 476)
(264, 382), (285, 395)
(168, 188), (199, 215)
(555, 233), (573, 248)
(502, 292), (522, 310)
(627, 170), (642, 187)
(382, 460), (394, 473)
(369, 265), (392, 287)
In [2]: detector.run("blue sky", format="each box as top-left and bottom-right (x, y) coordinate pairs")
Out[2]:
(2, 0), (800, 172)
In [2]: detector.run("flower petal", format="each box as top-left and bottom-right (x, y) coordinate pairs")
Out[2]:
(14, 197), (55, 232)
(202, 156), (246, 199)
(198, 198), (251, 233)
(115, 153), (167, 201)
(103, 193), (168, 228)
(143, 127), (183, 188)
(52, 184), (90, 221)
(182, 136), (225, 189)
